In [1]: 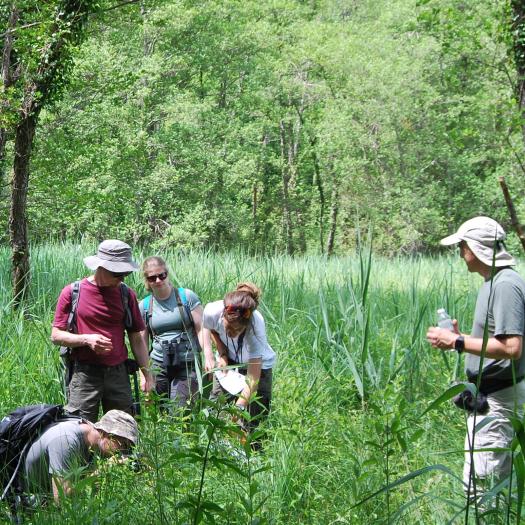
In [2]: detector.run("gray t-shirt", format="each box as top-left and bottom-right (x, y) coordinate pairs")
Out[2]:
(139, 288), (201, 363)
(24, 420), (89, 494)
(466, 268), (525, 381)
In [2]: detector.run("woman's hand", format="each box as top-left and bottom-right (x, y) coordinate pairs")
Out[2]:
(217, 355), (228, 371)
(204, 354), (216, 374)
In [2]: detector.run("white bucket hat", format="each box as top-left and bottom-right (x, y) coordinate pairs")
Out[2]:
(84, 240), (139, 273)
(440, 216), (516, 267)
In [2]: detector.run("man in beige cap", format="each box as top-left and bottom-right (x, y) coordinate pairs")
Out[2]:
(51, 240), (154, 422)
(426, 216), (525, 497)
(24, 410), (137, 502)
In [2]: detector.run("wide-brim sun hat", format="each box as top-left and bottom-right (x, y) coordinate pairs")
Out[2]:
(84, 239), (139, 273)
(440, 216), (516, 267)
(94, 410), (138, 445)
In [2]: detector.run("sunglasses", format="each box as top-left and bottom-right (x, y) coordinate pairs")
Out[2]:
(109, 270), (132, 278)
(224, 305), (252, 319)
(146, 271), (168, 283)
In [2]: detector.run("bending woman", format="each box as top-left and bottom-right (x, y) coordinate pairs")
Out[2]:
(139, 256), (203, 408)
(203, 283), (276, 427)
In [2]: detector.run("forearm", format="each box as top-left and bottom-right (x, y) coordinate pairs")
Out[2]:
(51, 327), (88, 348)
(129, 332), (151, 371)
(202, 328), (214, 360)
(460, 335), (522, 360)
(52, 477), (72, 502)
(210, 330), (229, 358)
(427, 325), (522, 360)
(237, 360), (262, 407)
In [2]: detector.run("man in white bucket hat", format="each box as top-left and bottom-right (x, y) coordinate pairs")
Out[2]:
(426, 217), (525, 498)
(51, 240), (154, 422)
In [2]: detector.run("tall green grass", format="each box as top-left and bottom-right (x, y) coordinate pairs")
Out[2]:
(0, 243), (514, 523)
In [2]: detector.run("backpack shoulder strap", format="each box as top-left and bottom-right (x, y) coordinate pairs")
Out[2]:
(120, 283), (133, 330)
(67, 281), (81, 333)
(178, 287), (188, 305)
(174, 287), (195, 333)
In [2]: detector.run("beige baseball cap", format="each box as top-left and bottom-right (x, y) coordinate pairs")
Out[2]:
(440, 216), (516, 267)
(94, 410), (138, 446)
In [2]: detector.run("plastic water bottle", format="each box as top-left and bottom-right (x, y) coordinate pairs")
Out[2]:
(437, 308), (454, 331)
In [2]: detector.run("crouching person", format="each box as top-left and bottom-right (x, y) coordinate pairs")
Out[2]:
(23, 410), (138, 504)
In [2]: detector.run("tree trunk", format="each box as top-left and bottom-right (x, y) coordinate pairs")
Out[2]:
(309, 136), (325, 254)
(326, 182), (339, 256)
(0, 5), (19, 185)
(511, 1), (525, 145)
(10, 112), (38, 307)
(279, 120), (294, 255)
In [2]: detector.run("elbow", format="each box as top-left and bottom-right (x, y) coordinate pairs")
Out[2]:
(507, 340), (522, 361)
(510, 347), (522, 361)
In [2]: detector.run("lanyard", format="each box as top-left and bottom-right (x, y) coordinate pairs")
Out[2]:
(227, 330), (246, 364)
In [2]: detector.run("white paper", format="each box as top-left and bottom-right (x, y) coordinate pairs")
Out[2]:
(214, 369), (247, 395)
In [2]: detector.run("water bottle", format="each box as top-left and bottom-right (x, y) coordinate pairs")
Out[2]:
(437, 308), (454, 330)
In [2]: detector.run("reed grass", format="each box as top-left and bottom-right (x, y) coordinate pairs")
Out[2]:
(0, 243), (518, 523)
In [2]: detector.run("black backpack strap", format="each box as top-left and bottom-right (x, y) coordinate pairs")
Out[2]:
(175, 287), (196, 331)
(174, 287), (197, 343)
(146, 294), (156, 337)
(120, 283), (133, 330)
(67, 281), (81, 333)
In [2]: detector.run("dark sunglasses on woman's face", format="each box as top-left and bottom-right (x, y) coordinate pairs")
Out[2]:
(146, 271), (168, 283)
(109, 270), (132, 278)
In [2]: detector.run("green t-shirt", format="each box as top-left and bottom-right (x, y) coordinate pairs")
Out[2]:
(139, 288), (201, 363)
(466, 268), (525, 381)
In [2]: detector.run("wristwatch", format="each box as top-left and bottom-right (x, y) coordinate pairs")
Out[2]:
(454, 335), (465, 354)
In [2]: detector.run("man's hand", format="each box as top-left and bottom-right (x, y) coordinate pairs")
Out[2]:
(84, 334), (113, 354)
(140, 369), (155, 393)
(426, 326), (459, 350)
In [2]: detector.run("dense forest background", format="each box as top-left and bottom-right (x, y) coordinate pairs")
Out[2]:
(2, 0), (525, 255)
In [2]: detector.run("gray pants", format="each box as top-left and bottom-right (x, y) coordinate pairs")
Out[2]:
(152, 359), (199, 408)
(65, 361), (133, 423)
(464, 381), (525, 495)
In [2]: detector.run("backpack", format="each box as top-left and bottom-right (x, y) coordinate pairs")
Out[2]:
(0, 404), (71, 500)
(66, 280), (133, 335)
(60, 280), (133, 356)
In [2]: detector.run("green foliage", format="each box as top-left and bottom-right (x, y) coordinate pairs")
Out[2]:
(0, 243), (512, 523)
(0, 0), (520, 255)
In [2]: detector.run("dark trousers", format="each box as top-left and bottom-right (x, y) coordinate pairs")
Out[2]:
(65, 361), (133, 423)
(209, 366), (273, 429)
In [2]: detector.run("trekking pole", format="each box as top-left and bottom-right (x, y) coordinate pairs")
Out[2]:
(125, 359), (141, 416)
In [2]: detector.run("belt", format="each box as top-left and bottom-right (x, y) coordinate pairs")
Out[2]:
(467, 375), (524, 395)
(73, 361), (126, 371)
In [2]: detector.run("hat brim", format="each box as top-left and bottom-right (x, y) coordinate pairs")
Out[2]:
(466, 240), (516, 268)
(84, 255), (139, 273)
(440, 233), (463, 246)
(94, 421), (137, 445)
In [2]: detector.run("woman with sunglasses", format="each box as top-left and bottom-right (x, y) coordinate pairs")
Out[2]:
(202, 282), (276, 429)
(139, 256), (207, 408)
